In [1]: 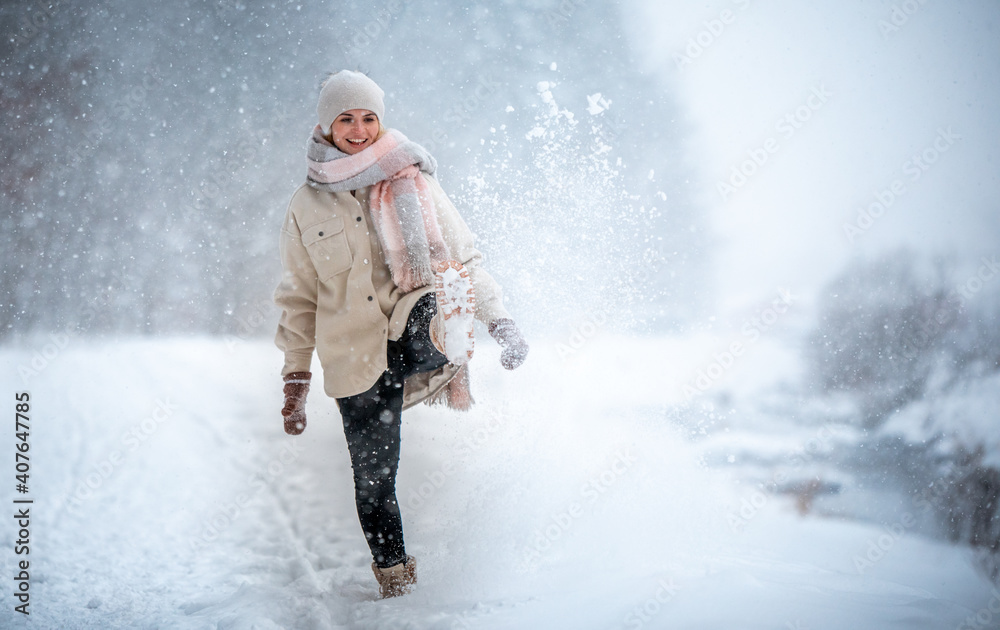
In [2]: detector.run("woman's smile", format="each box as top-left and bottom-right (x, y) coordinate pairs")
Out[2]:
(330, 108), (380, 154)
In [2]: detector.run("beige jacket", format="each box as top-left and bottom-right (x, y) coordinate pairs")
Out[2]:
(273, 174), (511, 408)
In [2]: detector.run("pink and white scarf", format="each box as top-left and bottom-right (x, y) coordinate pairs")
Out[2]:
(306, 126), (450, 292)
(306, 126), (472, 410)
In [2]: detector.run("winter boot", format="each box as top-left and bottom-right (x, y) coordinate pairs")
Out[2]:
(429, 260), (475, 366)
(371, 555), (417, 599)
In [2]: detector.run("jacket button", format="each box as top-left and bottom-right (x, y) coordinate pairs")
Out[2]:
(318, 231), (324, 236)
(356, 216), (362, 222)
(368, 296), (373, 301)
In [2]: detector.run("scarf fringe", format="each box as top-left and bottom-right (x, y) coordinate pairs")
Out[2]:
(427, 364), (474, 411)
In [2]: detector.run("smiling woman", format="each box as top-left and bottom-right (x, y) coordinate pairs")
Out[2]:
(272, 69), (529, 600)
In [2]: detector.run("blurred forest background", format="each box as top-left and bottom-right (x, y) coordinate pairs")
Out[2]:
(0, 0), (703, 340)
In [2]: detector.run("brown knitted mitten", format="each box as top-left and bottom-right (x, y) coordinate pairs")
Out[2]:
(282, 371), (311, 435)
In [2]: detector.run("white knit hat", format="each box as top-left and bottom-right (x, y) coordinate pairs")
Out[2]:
(317, 70), (385, 135)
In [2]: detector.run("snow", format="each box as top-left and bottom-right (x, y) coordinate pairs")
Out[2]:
(1, 338), (996, 629)
(880, 371), (1000, 469)
(2, 0), (999, 627)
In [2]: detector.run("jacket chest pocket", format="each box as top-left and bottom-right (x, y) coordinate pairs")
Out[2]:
(302, 217), (352, 281)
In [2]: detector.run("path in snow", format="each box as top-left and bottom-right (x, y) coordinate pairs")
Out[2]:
(1, 337), (996, 629)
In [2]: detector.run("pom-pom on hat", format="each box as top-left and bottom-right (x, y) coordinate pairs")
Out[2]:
(317, 70), (385, 135)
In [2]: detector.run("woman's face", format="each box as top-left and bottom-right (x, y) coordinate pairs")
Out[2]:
(329, 109), (380, 154)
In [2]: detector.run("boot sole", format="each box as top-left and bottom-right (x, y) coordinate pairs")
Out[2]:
(433, 260), (475, 366)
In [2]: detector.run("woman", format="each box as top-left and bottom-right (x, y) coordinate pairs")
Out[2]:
(273, 70), (528, 599)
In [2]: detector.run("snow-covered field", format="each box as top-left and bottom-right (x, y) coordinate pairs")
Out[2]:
(2, 336), (996, 629)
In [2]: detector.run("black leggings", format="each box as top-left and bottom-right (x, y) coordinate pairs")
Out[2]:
(335, 293), (447, 568)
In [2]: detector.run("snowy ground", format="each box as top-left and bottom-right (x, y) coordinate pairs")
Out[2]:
(1, 335), (997, 629)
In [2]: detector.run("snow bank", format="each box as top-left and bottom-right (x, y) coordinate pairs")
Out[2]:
(880, 372), (1000, 468)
